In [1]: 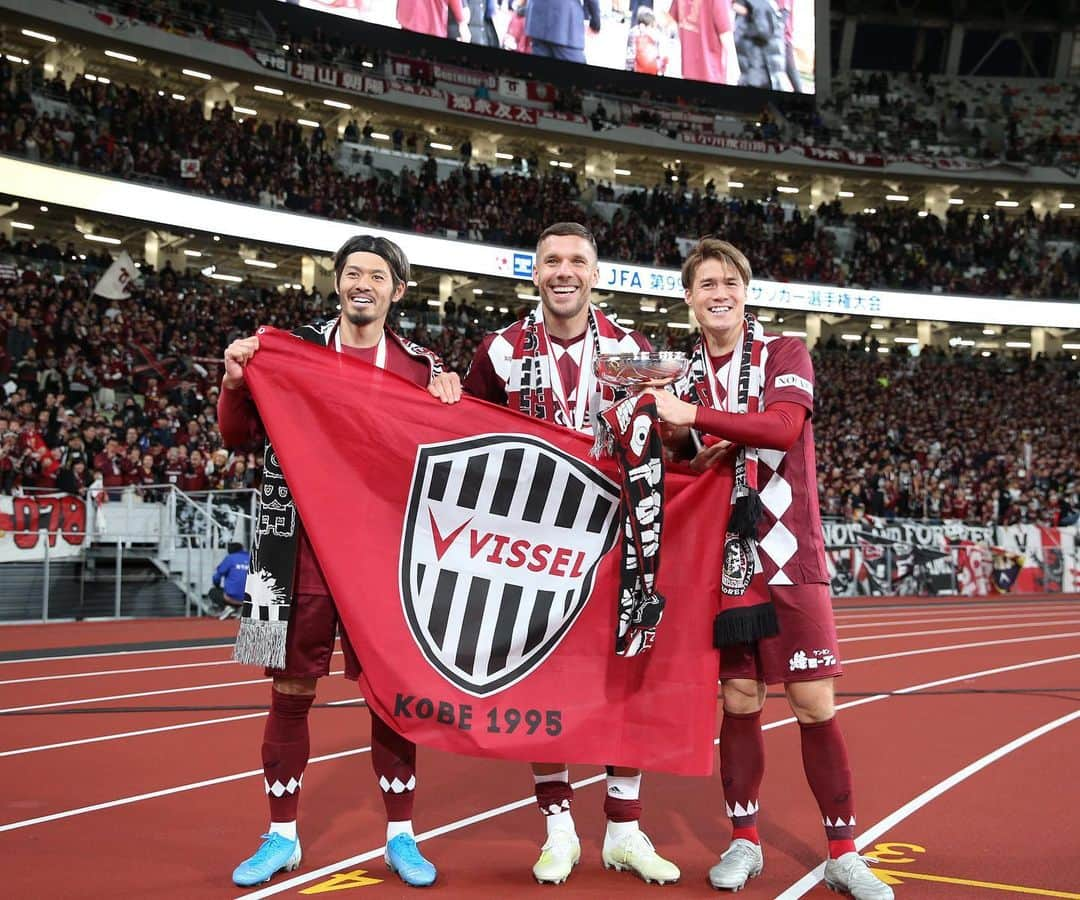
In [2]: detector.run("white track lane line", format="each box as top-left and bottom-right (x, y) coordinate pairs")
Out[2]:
(0, 699), (364, 758)
(774, 709), (1080, 899)
(235, 652), (1080, 899)
(833, 602), (1079, 621)
(0, 649), (344, 687)
(0, 643), (233, 665)
(839, 618), (1080, 643)
(7, 633), (1080, 757)
(3, 653), (1075, 841)
(835, 609), (1080, 630)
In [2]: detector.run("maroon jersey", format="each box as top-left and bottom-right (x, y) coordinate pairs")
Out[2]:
(703, 335), (827, 585)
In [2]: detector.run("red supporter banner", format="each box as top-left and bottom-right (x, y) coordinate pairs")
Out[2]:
(245, 328), (726, 775)
(446, 94), (539, 126)
(541, 110), (590, 126)
(250, 50), (387, 95)
(680, 133), (772, 153)
(389, 55), (497, 91)
(392, 82), (447, 101)
(797, 145), (886, 167)
(0, 494), (89, 562)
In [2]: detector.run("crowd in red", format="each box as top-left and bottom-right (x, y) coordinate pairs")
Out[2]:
(2, 243), (1076, 525)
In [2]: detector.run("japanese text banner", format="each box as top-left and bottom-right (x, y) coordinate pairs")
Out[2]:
(247, 328), (727, 775)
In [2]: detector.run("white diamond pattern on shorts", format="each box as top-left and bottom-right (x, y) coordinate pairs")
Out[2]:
(759, 469), (792, 519)
(379, 775), (417, 794)
(265, 775), (302, 797)
(759, 520), (797, 578)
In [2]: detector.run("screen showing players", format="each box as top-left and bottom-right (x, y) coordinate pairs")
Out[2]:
(281, 1), (816, 94)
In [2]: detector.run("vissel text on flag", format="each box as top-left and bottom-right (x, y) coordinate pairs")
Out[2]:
(91, 250), (140, 300)
(244, 328), (732, 776)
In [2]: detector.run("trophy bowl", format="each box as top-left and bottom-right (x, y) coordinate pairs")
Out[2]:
(594, 351), (689, 388)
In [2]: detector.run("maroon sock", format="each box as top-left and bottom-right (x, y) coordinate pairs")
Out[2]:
(799, 716), (856, 849)
(371, 711), (417, 822)
(535, 775), (574, 817)
(719, 709), (765, 839)
(262, 689), (315, 823)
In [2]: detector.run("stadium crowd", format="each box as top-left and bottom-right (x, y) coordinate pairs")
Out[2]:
(1, 245), (1077, 527)
(3, 69), (1077, 299)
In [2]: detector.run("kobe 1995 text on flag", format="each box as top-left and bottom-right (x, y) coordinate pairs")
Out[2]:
(245, 327), (730, 775)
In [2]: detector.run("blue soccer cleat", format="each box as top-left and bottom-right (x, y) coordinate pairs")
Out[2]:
(384, 833), (437, 887)
(232, 832), (302, 887)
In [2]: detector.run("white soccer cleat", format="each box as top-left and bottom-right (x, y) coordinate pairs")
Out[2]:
(532, 828), (581, 884)
(602, 829), (681, 885)
(823, 852), (895, 900)
(708, 838), (764, 891)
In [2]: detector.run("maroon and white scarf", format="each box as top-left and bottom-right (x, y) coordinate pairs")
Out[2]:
(675, 313), (778, 647)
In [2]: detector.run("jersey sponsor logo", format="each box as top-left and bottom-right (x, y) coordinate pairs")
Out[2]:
(774, 373), (813, 396)
(401, 435), (619, 696)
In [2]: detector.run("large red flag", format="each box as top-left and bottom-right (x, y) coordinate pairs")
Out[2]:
(246, 327), (729, 775)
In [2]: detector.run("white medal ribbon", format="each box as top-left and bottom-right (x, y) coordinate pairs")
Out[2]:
(333, 321), (387, 369)
(541, 308), (595, 434)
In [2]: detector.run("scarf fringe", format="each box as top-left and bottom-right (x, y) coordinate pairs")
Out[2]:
(730, 488), (764, 539)
(233, 618), (288, 669)
(713, 602), (780, 648)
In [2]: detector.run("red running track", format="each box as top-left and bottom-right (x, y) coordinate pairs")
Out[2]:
(1, 597), (1078, 899)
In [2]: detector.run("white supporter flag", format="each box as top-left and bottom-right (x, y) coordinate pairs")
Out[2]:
(498, 76), (527, 100)
(92, 250), (140, 299)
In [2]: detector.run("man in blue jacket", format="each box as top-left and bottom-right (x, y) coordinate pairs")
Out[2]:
(213, 542), (249, 618)
(526, 0), (601, 62)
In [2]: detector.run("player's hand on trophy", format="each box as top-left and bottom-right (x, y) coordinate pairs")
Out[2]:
(428, 371), (462, 403)
(643, 387), (697, 428)
(223, 335), (260, 390)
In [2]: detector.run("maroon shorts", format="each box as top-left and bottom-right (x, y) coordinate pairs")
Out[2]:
(264, 592), (361, 681)
(718, 582), (843, 685)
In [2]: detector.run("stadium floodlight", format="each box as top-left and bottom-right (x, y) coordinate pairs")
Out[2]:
(429, 142), (453, 151)
(234, 106), (257, 116)
(781, 330), (807, 338)
(244, 259), (278, 269)
(516, 292), (538, 301)
(183, 68), (211, 80)
(840, 334), (862, 341)
(877, 347), (890, 354)
(105, 50), (139, 62)
(361, 60), (375, 68)
(484, 305), (494, 312)
(171, 93), (186, 101)
(371, 132), (390, 141)
(254, 84), (285, 95)
(323, 98), (352, 109)
(11, 221), (34, 230)
(84, 74), (98, 82)
(549, 160), (559, 167)
(893, 337), (918, 344)
(667, 322), (692, 329)
(473, 288), (483, 295)
(21, 28), (57, 42)
(1005, 341), (1031, 348)
(776, 185), (799, 194)
(39, 205), (48, 212)
(1062, 343), (1080, 350)
(5, 55), (29, 65)
(85, 233), (121, 245)
(869, 323), (885, 330)
(494, 152), (515, 160)
(427, 300), (441, 307)
(1059, 202), (1075, 210)
(728, 181), (744, 189)
(917, 210), (929, 217)
(886, 194), (909, 202)
(982, 328), (997, 335)
(407, 280), (418, 287)
(995, 200), (1020, 208)
(837, 190), (854, 198)
(948, 198), (964, 205)
(613, 168), (632, 176)
(297, 118), (320, 128)
(616, 318), (635, 326)
(559, 162), (574, 169)
(184, 249), (203, 257)
(209, 272), (243, 283)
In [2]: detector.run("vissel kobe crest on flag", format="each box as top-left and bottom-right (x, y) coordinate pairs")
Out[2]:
(401, 435), (619, 696)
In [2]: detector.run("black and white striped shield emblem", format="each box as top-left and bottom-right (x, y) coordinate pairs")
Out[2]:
(400, 435), (620, 697)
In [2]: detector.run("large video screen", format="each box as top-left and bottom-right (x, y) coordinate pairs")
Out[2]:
(284, 1), (816, 94)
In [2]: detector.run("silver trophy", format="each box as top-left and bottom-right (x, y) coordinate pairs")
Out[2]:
(594, 351), (689, 391)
